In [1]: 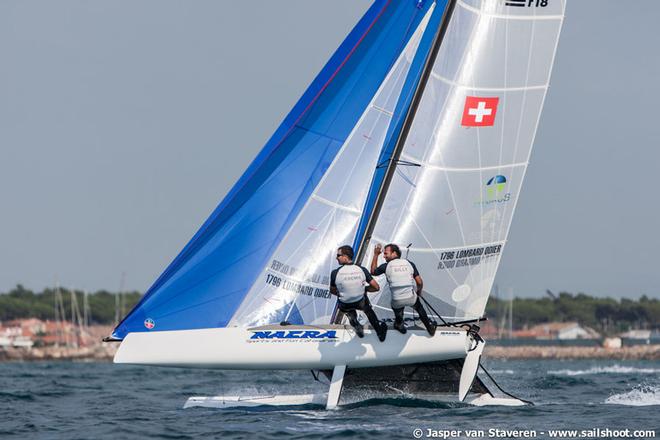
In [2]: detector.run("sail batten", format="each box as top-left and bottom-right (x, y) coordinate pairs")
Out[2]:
(430, 72), (549, 92)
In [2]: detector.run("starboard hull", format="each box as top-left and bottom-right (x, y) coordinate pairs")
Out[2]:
(113, 325), (469, 369)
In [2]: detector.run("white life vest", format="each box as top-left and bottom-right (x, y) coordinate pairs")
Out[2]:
(335, 265), (367, 303)
(385, 258), (416, 302)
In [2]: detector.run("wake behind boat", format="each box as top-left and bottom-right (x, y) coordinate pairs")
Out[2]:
(108, 0), (565, 409)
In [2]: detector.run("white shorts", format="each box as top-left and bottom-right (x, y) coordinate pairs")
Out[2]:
(391, 292), (417, 309)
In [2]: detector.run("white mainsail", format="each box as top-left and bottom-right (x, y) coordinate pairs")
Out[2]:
(364, 0), (565, 321)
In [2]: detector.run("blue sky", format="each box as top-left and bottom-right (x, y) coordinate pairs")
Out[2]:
(1, 1), (658, 299)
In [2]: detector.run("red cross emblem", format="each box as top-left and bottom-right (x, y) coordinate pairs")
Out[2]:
(461, 96), (499, 127)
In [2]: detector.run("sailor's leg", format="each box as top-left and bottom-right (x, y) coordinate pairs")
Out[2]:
(392, 307), (407, 334)
(360, 297), (386, 342)
(413, 297), (436, 336)
(344, 309), (364, 338)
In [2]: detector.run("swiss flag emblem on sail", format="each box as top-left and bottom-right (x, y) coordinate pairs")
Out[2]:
(461, 96), (499, 127)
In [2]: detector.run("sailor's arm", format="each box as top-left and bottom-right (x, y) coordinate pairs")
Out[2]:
(414, 275), (423, 296)
(362, 266), (379, 292)
(370, 243), (382, 275)
(411, 261), (423, 295)
(329, 269), (339, 296)
(365, 279), (379, 292)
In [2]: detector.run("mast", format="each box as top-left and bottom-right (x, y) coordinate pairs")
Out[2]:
(355, 0), (457, 264)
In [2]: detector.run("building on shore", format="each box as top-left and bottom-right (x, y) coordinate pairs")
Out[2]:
(0, 318), (84, 348)
(513, 322), (600, 340)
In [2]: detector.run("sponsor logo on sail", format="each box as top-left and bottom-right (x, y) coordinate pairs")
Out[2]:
(248, 330), (338, 343)
(144, 318), (155, 330)
(505, 0), (548, 7)
(461, 96), (499, 127)
(475, 175), (511, 206)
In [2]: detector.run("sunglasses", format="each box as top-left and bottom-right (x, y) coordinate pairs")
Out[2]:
(336, 254), (344, 258)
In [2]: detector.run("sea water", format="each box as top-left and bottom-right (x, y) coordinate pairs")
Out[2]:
(1, 359), (658, 439)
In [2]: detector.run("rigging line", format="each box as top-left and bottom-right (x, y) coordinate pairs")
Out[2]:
(418, 295), (450, 327)
(395, 167), (418, 188)
(354, 0), (459, 267)
(376, 158), (422, 169)
(478, 362), (534, 405)
(457, 0), (563, 21)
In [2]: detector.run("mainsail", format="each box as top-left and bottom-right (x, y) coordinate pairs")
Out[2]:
(112, 0), (444, 339)
(359, 0), (565, 321)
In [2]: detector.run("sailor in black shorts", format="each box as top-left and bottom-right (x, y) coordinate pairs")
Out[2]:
(330, 245), (387, 342)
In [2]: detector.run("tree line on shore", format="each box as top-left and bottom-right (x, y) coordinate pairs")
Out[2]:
(0, 285), (141, 325)
(486, 292), (659, 334)
(1, 285), (658, 333)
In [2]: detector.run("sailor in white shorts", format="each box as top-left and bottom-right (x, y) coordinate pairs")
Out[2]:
(370, 243), (436, 336)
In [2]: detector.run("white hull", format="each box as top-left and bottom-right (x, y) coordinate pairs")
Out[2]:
(114, 325), (469, 369)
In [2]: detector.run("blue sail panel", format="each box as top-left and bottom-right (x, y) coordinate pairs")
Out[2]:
(352, 0), (449, 255)
(113, 0), (434, 339)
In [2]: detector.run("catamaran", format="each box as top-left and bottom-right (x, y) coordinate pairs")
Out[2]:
(107, 0), (565, 409)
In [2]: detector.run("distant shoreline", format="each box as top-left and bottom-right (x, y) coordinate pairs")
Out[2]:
(2, 344), (659, 362)
(484, 345), (660, 360)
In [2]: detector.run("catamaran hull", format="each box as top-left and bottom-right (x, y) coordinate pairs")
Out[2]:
(182, 393), (525, 409)
(113, 326), (469, 369)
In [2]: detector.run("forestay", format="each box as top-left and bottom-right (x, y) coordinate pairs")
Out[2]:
(362, 0), (565, 321)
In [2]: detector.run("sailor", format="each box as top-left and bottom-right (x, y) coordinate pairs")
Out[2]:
(370, 243), (436, 336)
(330, 245), (387, 342)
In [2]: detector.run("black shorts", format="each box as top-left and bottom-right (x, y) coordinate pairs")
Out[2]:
(338, 295), (369, 312)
